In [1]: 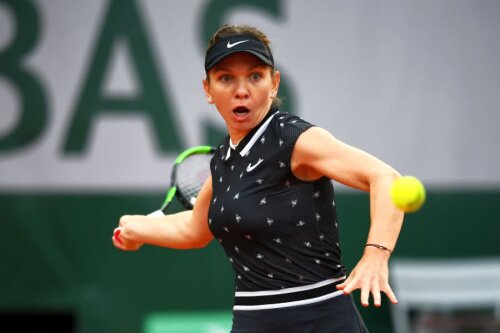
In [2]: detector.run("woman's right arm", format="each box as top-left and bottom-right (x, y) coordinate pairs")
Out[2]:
(112, 176), (214, 250)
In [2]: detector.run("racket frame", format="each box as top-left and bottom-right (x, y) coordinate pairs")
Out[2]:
(160, 145), (215, 213)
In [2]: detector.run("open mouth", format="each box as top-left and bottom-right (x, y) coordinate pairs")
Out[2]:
(233, 106), (250, 117)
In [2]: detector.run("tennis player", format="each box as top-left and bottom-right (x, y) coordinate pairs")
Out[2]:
(113, 24), (404, 332)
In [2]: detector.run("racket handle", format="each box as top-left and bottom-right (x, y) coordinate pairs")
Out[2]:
(147, 210), (165, 217)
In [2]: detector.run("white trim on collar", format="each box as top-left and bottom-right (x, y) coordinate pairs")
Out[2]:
(225, 139), (237, 160)
(224, 111), (277, 161)
(239, 112), (277, 157)
(229, 139), (238, 150)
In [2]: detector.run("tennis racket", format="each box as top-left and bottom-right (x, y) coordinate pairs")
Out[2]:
(114, 145), (216, 243)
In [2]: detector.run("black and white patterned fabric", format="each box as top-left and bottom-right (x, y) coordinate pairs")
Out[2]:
(208, 110), (346, 292)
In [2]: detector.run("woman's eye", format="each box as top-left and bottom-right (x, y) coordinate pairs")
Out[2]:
(220, 75), (232, 83)
(250, 73), (262, 81)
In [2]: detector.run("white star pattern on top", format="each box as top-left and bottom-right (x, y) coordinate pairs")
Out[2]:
(207, 112), (344, 290)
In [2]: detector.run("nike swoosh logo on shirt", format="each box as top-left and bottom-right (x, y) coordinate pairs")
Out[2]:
(246, 158), (264, 172)
(227, 40), (249, 48)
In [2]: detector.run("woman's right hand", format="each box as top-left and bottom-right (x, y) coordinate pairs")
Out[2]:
(111, 215), (145, 251)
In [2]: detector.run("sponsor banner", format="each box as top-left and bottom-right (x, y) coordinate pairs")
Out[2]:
(1, 0), (500, 190)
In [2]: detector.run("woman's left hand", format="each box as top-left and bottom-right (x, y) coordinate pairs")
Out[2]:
(336, 246), (398, 307)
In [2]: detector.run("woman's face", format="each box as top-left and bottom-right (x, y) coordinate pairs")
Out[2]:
(203, 52), (280, 143)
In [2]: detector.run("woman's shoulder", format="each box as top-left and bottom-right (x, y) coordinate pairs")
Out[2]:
(265, 111), (317, 153)
(272, 111), (315, 132)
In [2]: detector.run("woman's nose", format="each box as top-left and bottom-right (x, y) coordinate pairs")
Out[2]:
(234, 79), (250, 99)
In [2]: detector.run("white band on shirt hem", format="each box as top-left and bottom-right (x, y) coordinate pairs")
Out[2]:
(233, 290), (344, 311)
(235, 276), (346, 297)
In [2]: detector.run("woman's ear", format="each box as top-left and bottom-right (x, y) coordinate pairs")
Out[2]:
(202, 79), (214, 104)
(271, 70), (281, 97)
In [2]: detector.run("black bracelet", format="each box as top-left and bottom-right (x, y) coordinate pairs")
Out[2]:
(365, 243), (392, 254)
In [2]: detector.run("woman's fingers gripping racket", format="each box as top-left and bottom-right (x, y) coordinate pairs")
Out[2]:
(112, 224), (144, 251)
(113, 227), (123, 244)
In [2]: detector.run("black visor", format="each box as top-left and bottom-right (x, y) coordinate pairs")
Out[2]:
(204, 34), (274, 72)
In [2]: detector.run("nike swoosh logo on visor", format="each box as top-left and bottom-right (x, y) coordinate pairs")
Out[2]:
(227, 40), (249, 48)
(246, 158), (264, 172)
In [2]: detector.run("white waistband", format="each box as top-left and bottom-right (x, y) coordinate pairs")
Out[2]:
(233, 290), (344, 311)
(235, 276), (346, 297)
(233, 276), (346, 311)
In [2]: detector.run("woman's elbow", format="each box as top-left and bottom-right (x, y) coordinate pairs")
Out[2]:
(386, 168), (401, 181)
(369, 168), (401, 189)
(190, 236), (213, 249)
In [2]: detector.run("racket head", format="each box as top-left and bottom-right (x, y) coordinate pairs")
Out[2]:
(159, 145), (215, 213)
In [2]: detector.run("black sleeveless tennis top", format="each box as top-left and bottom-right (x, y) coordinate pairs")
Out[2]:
(208, 110), (346, 291)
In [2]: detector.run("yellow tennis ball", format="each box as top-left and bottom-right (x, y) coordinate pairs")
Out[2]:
(390, 176), (426, 212)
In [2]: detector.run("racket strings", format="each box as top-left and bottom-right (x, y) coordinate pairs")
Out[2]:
(176, 153), (212, 208)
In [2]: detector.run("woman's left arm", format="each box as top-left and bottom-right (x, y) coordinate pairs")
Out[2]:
(291, 126), (404, 307)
